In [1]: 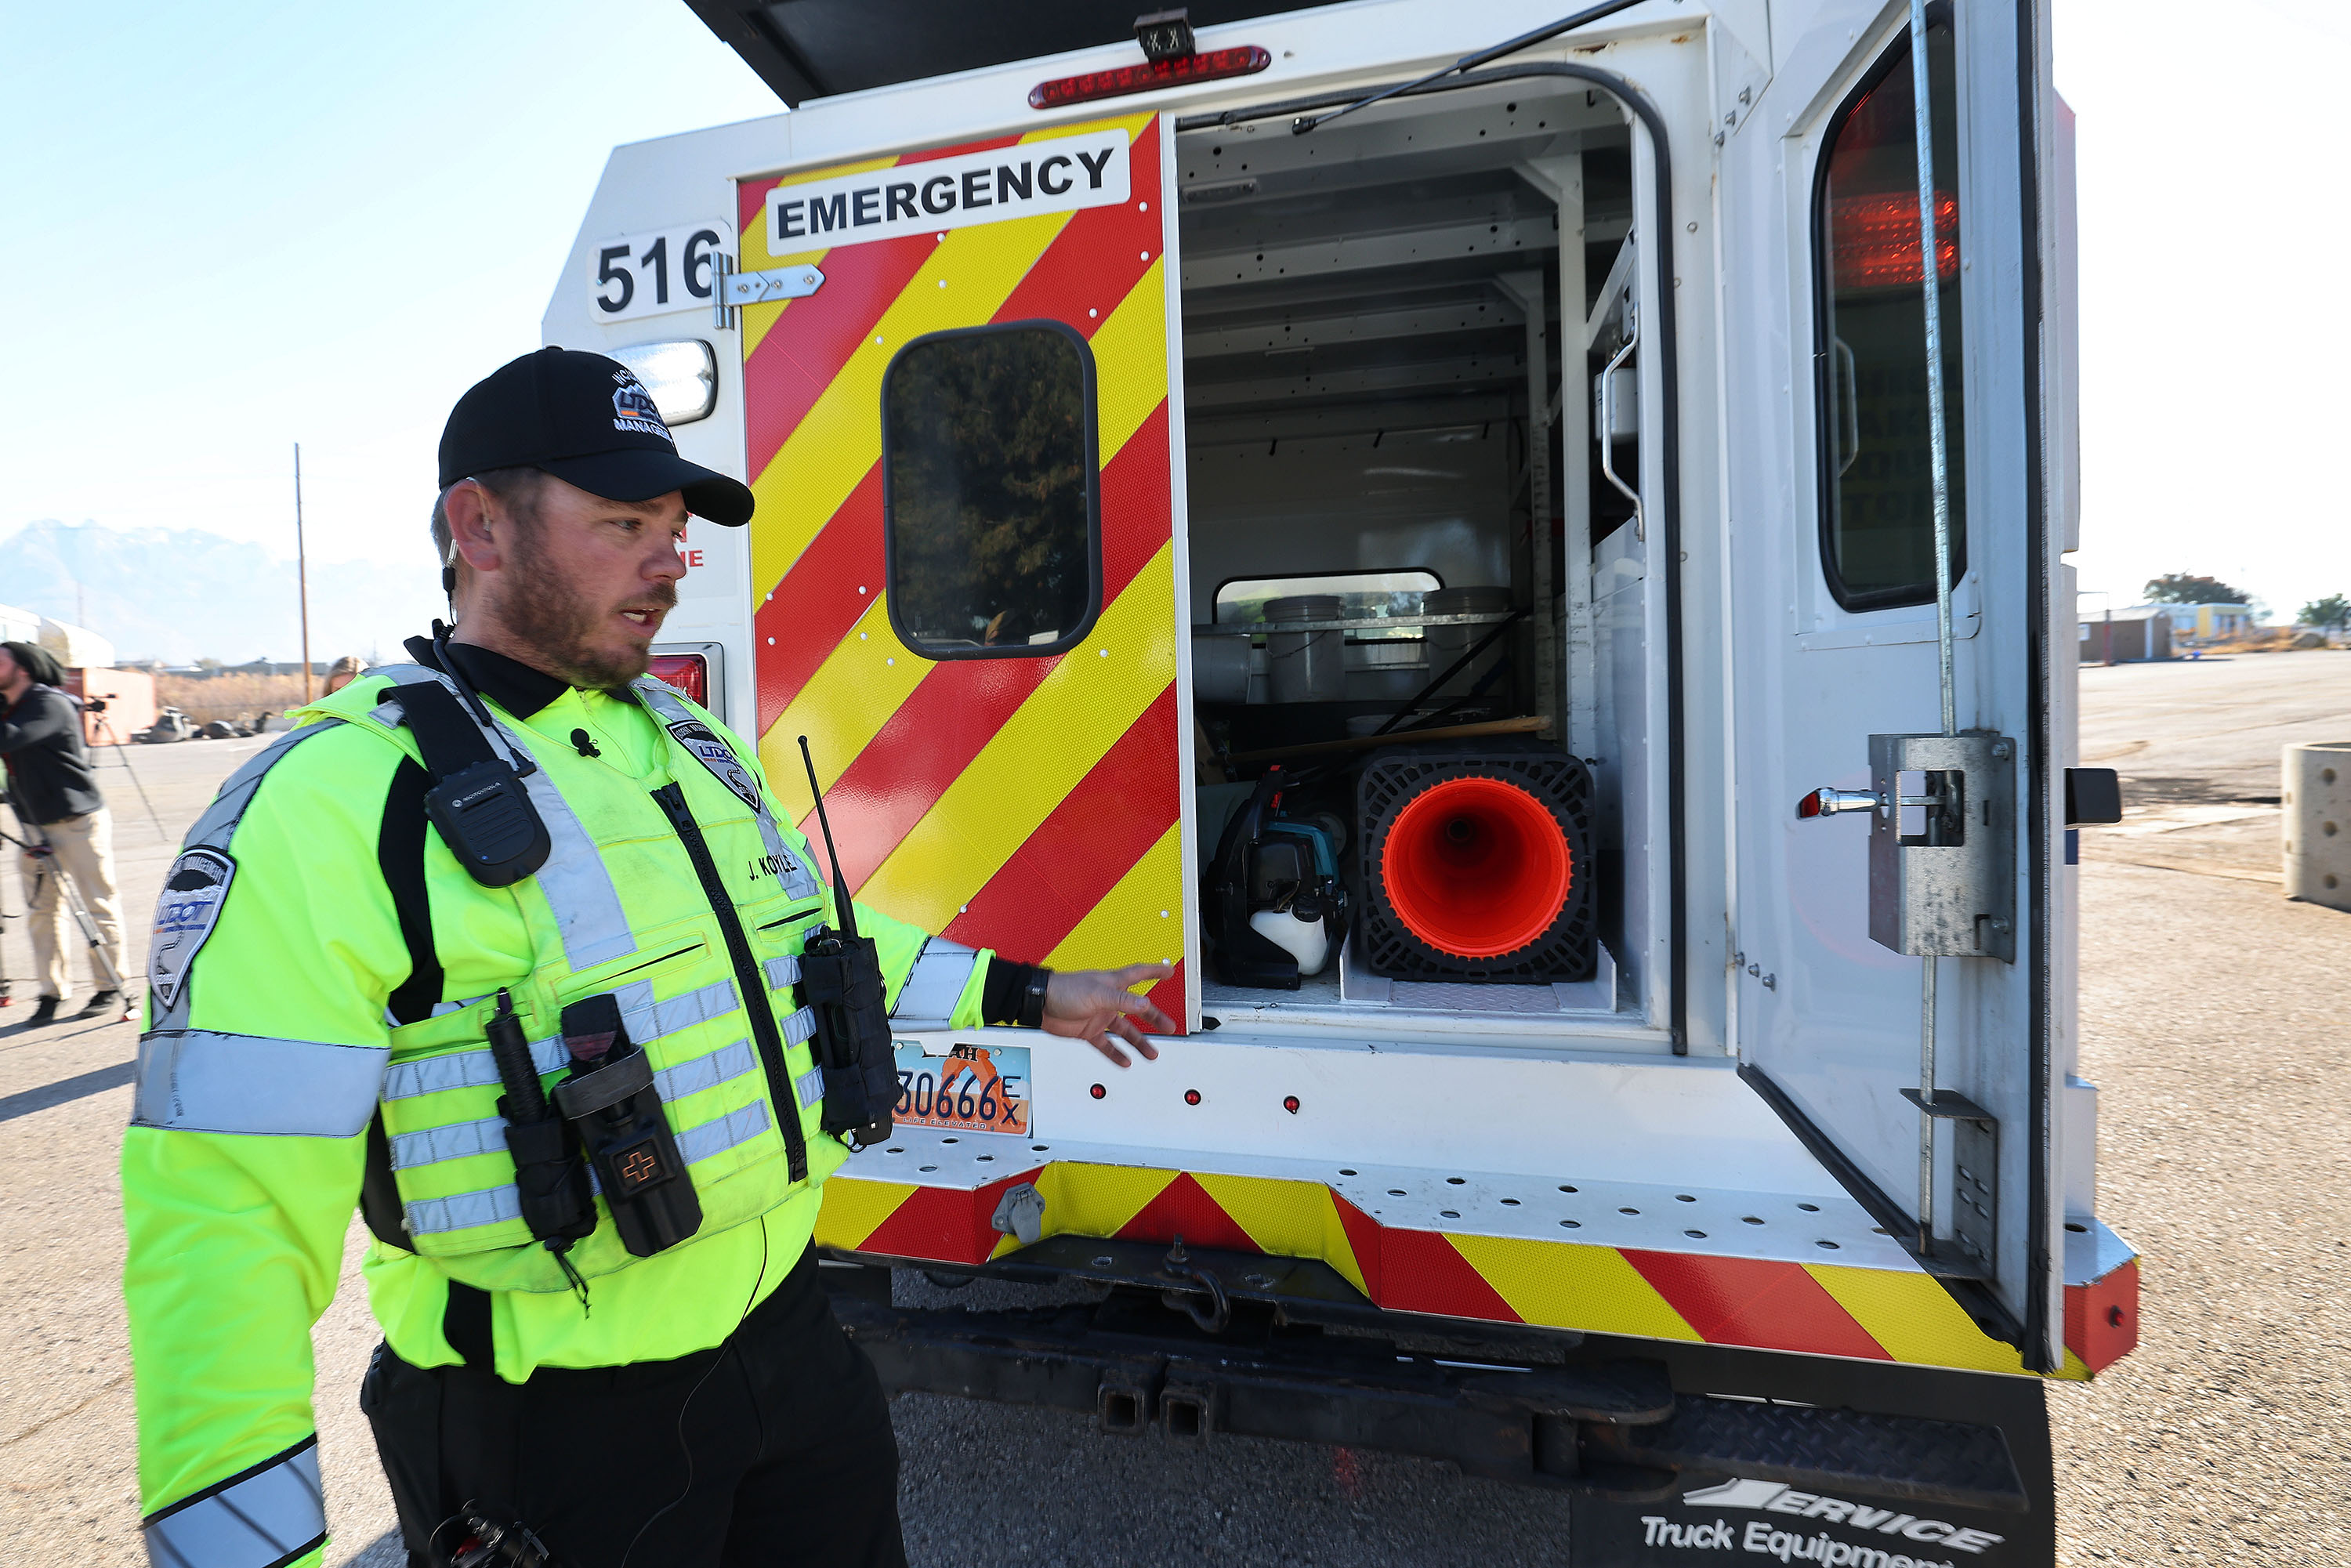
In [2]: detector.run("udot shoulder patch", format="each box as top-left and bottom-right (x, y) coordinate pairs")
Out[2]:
(666, 716), (764, 814)
(150, 848), (235, 1011)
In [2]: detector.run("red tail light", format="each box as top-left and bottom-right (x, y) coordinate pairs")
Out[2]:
(647, 652), (708, 706)
(1029, 45), (1270, 110)
(1830, 191), (1959, 291)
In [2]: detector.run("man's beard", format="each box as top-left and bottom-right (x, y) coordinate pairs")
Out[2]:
(499, 538), (676, 690)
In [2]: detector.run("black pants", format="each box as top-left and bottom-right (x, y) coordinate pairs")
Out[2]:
(360, 1248), (905, 1568)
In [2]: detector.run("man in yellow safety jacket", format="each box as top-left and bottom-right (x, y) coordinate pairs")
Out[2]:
(122, 346), (1174, 1568)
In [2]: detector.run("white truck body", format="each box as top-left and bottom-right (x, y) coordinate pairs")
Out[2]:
(548, 2), (2129, 1550)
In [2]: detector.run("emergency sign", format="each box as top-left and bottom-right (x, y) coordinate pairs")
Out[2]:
(766, 128), (1130, 252)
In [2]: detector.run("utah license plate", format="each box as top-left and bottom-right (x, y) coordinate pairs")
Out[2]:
(892, 1041), (1031, 1136)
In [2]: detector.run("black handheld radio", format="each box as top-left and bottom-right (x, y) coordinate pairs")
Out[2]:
(422, 625), (550, 887)
(795, 736), (897, 1150)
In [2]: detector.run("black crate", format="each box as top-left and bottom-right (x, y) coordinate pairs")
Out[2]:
(1355, 743), (1596, 983)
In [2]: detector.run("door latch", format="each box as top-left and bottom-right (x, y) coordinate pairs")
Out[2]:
(1799, 732), (2017, 963)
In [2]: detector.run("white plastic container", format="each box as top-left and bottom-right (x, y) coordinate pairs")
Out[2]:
(1264, 594), (1346, 704)
(1190, 632), (1253, 704)
(1249, 906), (1332, 976)
(1424, 585), (1512, 696)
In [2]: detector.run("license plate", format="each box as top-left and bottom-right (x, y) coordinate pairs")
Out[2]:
(892, 1041), (1031, 1136)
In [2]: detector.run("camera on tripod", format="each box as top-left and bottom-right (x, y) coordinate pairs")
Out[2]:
(85, 696), (107, 714)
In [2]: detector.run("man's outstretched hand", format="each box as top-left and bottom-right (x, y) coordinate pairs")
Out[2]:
(1042, 963), (1176, 1067)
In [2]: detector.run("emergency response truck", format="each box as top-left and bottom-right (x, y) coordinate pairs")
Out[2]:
(551, 2), (2129, 1558)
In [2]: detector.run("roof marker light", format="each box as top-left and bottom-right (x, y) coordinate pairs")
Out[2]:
(1030, 45), (1270, 110)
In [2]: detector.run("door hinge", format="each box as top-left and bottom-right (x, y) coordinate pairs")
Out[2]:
(709, 253), (826, 328)
(1900, 1088), (1999, 1275)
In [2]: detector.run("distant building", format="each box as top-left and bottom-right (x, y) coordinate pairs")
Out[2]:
(225, 658), (331, 679)
(2152, 602), (2253, 646)
(2079, 606), (2172, 663)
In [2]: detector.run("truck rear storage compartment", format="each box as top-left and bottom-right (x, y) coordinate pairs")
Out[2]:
(1176, 82), (1660, 1040)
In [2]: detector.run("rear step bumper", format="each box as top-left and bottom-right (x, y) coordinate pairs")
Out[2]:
(821, 1262), (2029, 1512)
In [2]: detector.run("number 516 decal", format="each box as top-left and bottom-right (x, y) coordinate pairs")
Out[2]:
(586, 219), (734, 323)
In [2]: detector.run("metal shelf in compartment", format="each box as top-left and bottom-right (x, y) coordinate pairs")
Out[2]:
(1200, 932), (1620, 1027)
(1191, 610), (1513, 636)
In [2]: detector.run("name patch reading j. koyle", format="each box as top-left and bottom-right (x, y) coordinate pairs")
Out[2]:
(150, 848), (235, 1010)
(666, 716), (764, 814)
(766, 127), (1131, 253)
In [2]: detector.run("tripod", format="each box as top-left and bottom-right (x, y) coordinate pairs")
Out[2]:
(87, 702), (169, 842)
(1, 806), (134, 1023)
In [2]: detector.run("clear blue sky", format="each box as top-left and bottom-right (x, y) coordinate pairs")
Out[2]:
(2053, 0), (2347, 618)
(1, 2), (2341, 631)
(0, 0), (782, 625)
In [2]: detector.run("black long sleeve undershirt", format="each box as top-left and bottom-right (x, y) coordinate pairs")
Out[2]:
(980, 960), (1044, 1027)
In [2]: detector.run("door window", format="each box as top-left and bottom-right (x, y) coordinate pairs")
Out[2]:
(1815, 18), (1966, 610)
(883, 322), (1101, 658)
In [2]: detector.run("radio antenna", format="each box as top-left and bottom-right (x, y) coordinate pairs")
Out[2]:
(796, 735), (860, 942)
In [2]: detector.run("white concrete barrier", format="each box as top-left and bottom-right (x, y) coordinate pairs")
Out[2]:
(2283, 742), (2351, 911)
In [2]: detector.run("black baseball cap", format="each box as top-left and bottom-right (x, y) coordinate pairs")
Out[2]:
(438, 346), (755, 526)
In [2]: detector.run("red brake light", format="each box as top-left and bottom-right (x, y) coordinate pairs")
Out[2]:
(1029, 45), (1270, 110)
(647, 653), (708, 706)
(1829, 191), (1959, 291)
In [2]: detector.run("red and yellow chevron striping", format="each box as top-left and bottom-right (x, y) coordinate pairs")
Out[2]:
(813, 1162), (2134, 1381)
(741, 111), (1185, 1027)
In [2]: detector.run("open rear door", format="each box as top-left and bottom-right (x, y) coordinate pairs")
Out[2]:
(734, 112), (1189, 1029)
(1727, 6), (2062, 1366)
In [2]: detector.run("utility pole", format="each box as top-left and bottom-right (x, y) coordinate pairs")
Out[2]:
(294, 442), (313, 703)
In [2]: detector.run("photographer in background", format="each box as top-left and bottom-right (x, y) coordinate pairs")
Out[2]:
(0, 640), (128, 1024)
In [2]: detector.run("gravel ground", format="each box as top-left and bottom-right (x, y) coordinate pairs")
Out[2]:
(5, 654), (2346, 1566)
(2050, 653), (2351, 1564)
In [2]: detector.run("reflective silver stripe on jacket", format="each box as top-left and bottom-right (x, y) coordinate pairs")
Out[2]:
(404, 1092), (798, 1237)
(657, 1037), (757, 1103)
(380, 1031), (566, 1103)
(389, 1037), (764, 1172)
(675, 1099), (770, 1164)
(385, 998), (812, 1104)
(133, 1031), (388, 1137)
(763, 955), (799, 990)
(404, 1183), (521, 1237)
(373, 670), (637, 972)
(889, 937), (979, 1032)
(632, 679), (822, 901)
(386, 1116), (507, 1172)
(382, 978), (739, 1101)
(143, 1437), (324, 1568)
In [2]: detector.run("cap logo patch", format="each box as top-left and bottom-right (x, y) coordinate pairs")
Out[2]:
(611, 371), (672, 442)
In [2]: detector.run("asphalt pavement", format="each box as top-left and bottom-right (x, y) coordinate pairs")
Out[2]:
(4, 653), (2347, 1565)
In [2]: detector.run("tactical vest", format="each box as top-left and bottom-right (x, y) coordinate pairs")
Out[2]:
(325, 667), (844, 1295)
